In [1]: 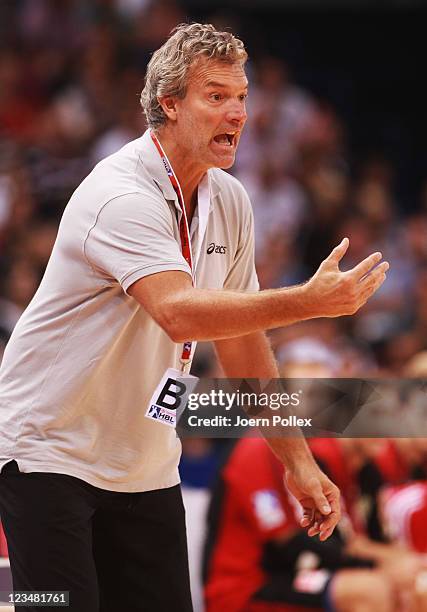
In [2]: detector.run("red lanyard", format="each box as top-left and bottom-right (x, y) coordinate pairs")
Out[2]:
(150, 131), (193, 366)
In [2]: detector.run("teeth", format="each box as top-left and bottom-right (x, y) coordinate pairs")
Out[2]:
(213, 132), (238, 146)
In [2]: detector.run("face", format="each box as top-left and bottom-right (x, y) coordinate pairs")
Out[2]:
(167, 58), (248, 170)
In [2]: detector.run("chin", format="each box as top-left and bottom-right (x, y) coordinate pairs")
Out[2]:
(216, 155), (236, 170)
(222, 163), (235, 171)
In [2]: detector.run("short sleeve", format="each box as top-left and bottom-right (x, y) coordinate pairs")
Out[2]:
(223, 188), (259, 292)
(84, 192), (191, 293)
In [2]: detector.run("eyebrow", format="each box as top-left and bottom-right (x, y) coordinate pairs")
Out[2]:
(205, 80), (249, 90)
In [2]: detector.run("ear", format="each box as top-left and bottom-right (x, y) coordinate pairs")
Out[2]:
(157, 96), (178, 122)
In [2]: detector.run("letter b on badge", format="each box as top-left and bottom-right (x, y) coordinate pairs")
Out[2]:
(145, 368), (199, 428)
(157, 378), (186, 410)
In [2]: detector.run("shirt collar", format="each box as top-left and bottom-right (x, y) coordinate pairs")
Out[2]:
(137, 129), (221, 207)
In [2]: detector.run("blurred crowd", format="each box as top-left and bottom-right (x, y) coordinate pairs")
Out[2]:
(1, 0), (427, 374)
(1, 1), (427, 610)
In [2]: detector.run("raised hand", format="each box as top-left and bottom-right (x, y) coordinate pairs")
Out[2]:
(306, 237), (389, 318)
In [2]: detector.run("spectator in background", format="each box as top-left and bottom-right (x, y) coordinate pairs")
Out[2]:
(278, 336), (343, 378)
(280, 347), (427, 611)
(0, 160), (36, 250)
(275, 324), (378, 378)
(90, 69), (145, 164)
(348, 161), (415, 345)
(0, 51), (41, 142)
(297, 150), (349, 275)
(359, 438), (427, 543)
(236, 56), (317, 178)
(0, 258), (41, 334)
(204, 437), (395, 612)
(1, 0), (425, 377)
(243, 158), (307, 261)
(277, 338), (427, 609)
(310, 436), (427, 612)
(367, 353), (427, 560)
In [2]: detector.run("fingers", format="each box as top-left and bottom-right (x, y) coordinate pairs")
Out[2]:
(342, 261), (388, 314)
(358, 264), (389, 296)
(299, 507), (320, 535)
(309, 513), (323, 537)
(303, 511), (326, 538)
(308, 521), (321, 537)
(357, 260), (389, 284)
(300, 508), (327, 536)
(322, 237), (349, 268)
(300, 481), (341, 540)
(349, 251), (383, 280)
(310, 479), (332, 516)
(318, 508), (340, 541)
(302, 507), (340, 540)
(300, 508), (314, 529)
(299, 485), (332, 537)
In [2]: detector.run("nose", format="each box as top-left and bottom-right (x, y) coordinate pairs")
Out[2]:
(225, 99), (247, 127)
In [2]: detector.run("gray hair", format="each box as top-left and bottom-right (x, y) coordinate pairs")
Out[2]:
(140, 23), (247, 129)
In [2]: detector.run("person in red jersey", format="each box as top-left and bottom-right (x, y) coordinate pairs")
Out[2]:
(358, 439), (427, 542)
(375, 439), (427, 484)
(378, 482), (427, 611)
(379, 482), (427, 554)
(309, 438), (427, 611)
(204, 438), (394, 612)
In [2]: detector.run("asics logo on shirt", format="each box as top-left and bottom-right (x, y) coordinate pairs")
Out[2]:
(207, 243), (227, 255)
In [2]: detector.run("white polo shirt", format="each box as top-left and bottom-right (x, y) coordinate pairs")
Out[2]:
(0, 130), (258, 492)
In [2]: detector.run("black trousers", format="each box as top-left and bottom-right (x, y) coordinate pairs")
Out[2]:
(0, 461), (193, 612)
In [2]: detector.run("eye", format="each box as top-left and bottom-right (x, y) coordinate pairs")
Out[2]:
(209, 93), (222, 102)
(239, 93), (248, 101)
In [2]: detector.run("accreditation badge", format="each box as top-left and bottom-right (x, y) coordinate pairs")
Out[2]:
(145, 368), (199, 428)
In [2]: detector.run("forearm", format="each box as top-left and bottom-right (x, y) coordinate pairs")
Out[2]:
(265, 435), (319, 471)
(215, 331), (317, 471)
(214, 332), (340, 537)
(162, 284), (313, 342)
(130, 243), (389, 343)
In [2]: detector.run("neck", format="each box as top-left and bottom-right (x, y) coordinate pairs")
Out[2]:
(154, 127), (207, 219)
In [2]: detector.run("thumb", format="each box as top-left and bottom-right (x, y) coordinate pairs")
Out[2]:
(310, 480), (331, 515)
(323, 237), (349, 268)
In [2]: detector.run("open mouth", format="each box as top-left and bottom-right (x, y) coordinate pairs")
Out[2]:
(213, 132), (236, 147)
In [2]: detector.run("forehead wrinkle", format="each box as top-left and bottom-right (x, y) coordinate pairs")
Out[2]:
(187, 58), (247, 90)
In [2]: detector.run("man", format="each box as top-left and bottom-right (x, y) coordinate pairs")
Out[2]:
(0, 23), (388, 612)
